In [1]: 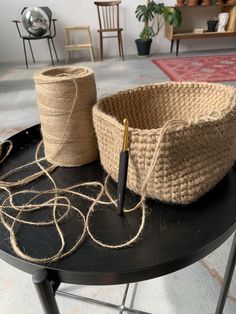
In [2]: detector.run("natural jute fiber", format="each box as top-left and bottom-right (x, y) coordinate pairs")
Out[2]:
(0, 72), (147, 263)
(1, 81), (236, 264)
(34, 66), (98, 167)
(0, 139), (146, 263)
(93, 82), (236, 204)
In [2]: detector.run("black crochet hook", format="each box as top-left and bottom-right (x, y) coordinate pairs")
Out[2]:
(117, 118), (129, 216)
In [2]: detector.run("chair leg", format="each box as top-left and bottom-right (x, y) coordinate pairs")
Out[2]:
(23, 39), (28, 69)
(65, 49), (69, 64)
(51, 38), (59, 63)
(28, 40), (35, 63)
(47, 38), (54, 66)
(99, 33), (103, 62)
(119, 32), (124, 61)
(89, 47), (94, 62)
(118, 32), (121, 57)
(88, 27), (95, 62)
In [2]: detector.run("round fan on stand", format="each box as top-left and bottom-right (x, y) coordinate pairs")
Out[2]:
(21, 7), (51, 37)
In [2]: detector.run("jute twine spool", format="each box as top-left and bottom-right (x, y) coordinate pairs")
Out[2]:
(34, 67), (98, 167)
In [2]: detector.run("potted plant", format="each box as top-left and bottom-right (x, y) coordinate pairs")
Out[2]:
(135, 1), (182, 56)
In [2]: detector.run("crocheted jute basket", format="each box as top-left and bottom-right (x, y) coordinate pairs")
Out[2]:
(93, 82), (236, 205)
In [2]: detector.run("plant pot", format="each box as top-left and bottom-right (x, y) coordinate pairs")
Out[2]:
(135, 39), (152, 56)
(176, 0), (185, 6)
(187, 0), (199, 6)
(207, 20), (218, 32)
(201, 0), (211, 6)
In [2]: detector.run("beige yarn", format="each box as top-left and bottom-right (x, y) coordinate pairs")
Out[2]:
(0, 140), (13, 163)
(0, 71), (147, 263)
(1, 81), (236, 264)
(34, 67), (99, 167)
(0, 133), (146, 263)
(93, 82), (236, 204)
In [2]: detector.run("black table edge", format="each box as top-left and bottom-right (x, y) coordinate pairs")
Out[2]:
(0, 223), (235, 286)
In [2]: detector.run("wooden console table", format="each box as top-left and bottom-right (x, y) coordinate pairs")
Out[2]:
(165, 4), (236, 56)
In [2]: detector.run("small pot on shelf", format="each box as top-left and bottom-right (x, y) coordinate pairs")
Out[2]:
(201, 0), (212, 6)
(226, 0), (236, 4)
(207, 20), (218, 31)
(216, 0), (224, 5)
(187, 0), (199, 6)
(176, 0), (186, 6)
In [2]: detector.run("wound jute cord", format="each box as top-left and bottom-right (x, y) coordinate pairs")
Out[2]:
(0, 78), (223, 263)
(34, 67), (98, 167)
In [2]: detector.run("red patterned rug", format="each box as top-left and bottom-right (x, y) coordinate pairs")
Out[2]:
(152, 55), (236, 82)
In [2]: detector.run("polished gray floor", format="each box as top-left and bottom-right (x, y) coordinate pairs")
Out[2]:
(0, 51), (235, 314)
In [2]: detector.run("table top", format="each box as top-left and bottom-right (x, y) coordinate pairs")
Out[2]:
(0, 124), (236, 285)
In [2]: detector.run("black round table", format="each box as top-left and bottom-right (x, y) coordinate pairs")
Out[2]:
(0, 125), (235, 314)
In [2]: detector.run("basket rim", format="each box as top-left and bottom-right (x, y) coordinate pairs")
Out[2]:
(93, 81), (236, 134)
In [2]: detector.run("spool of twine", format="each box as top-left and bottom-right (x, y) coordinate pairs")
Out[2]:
(34, 67), (98, 167)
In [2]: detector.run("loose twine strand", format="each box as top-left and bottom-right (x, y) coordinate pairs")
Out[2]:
(0, 76), (223, 264)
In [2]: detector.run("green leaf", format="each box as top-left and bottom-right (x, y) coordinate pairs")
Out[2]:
(152, 3), (165, 15)
(135, 2), (155, 22)
(166, 13), (174, 25)
(173, 10), (182, 27)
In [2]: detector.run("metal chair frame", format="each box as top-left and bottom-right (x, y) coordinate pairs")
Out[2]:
(12, 7), (59, 68)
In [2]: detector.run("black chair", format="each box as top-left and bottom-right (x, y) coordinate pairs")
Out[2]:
(12, 7), (59, 68)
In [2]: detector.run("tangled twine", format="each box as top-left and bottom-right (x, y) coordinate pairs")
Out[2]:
(0, 73), (149, 264)
(0, 136), (148, 263)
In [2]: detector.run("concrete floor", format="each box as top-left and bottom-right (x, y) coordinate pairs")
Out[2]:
(0, 51), (236, 314)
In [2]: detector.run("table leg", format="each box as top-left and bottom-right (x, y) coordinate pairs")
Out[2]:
(32, 269), (60, 314)
(119, 283), (130, 313)
(176, 40), (180, 56)
(215, 231), (236, 314)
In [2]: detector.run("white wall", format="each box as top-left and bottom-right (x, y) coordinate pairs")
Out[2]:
(0, 0), (236, 62)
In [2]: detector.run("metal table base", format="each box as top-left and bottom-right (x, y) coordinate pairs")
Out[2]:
(33, 232), (236, 314)
(57, 283), (151, 314)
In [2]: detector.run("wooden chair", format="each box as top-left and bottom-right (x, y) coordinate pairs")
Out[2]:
(64, 26), (94, 63)
(94, 1), (124, 61)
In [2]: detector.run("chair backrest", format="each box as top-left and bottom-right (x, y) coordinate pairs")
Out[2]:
(94, 1), (121, 31)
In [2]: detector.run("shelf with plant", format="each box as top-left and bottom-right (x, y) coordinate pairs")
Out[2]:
(135, 0), (182, 55)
